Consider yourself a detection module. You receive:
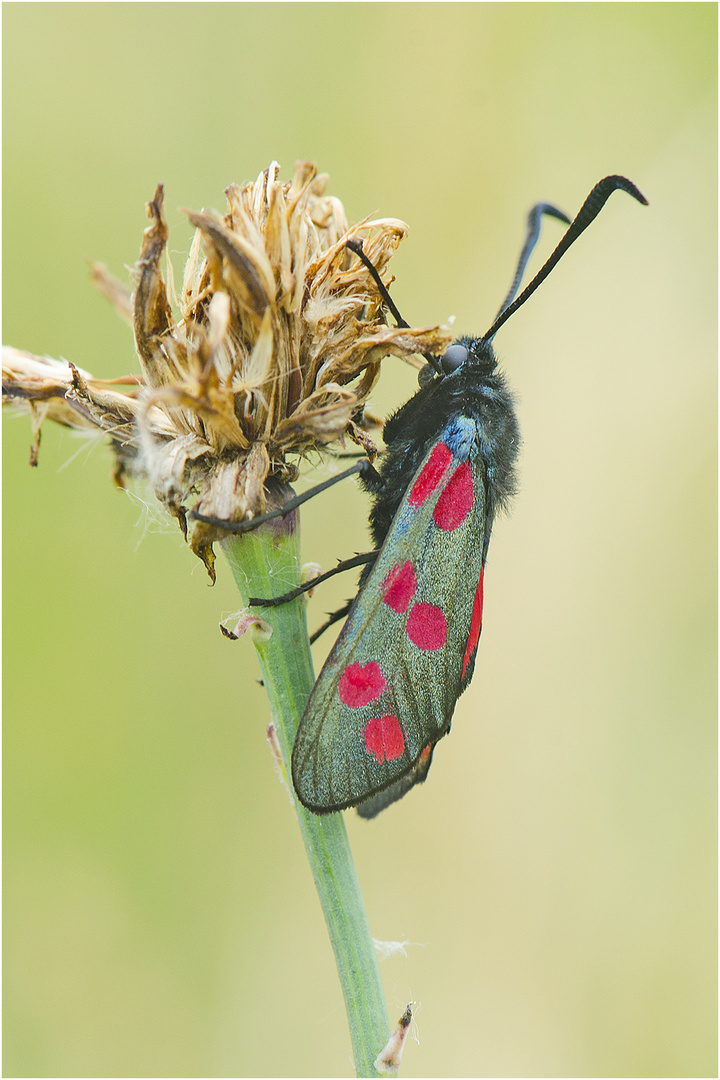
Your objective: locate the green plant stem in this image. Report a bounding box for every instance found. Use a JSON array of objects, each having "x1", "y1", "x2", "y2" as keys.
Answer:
[{"x1": 222, "y1": 520, "x2": 389, "y2": 1078}]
